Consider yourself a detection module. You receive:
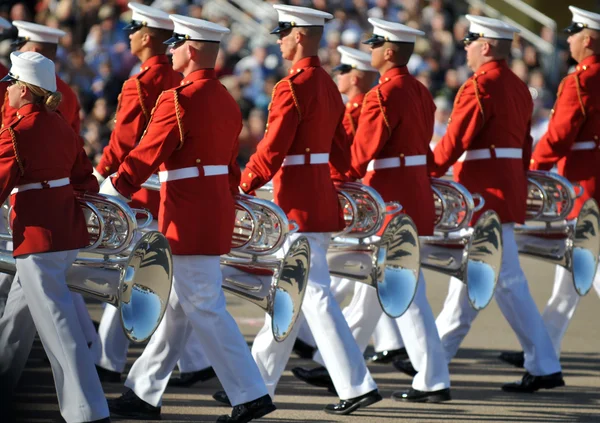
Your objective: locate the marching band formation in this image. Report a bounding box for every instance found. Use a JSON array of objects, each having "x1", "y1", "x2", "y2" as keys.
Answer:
[{"x1": 0, "y1": 2, "x2": 598, "y2": 423}]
